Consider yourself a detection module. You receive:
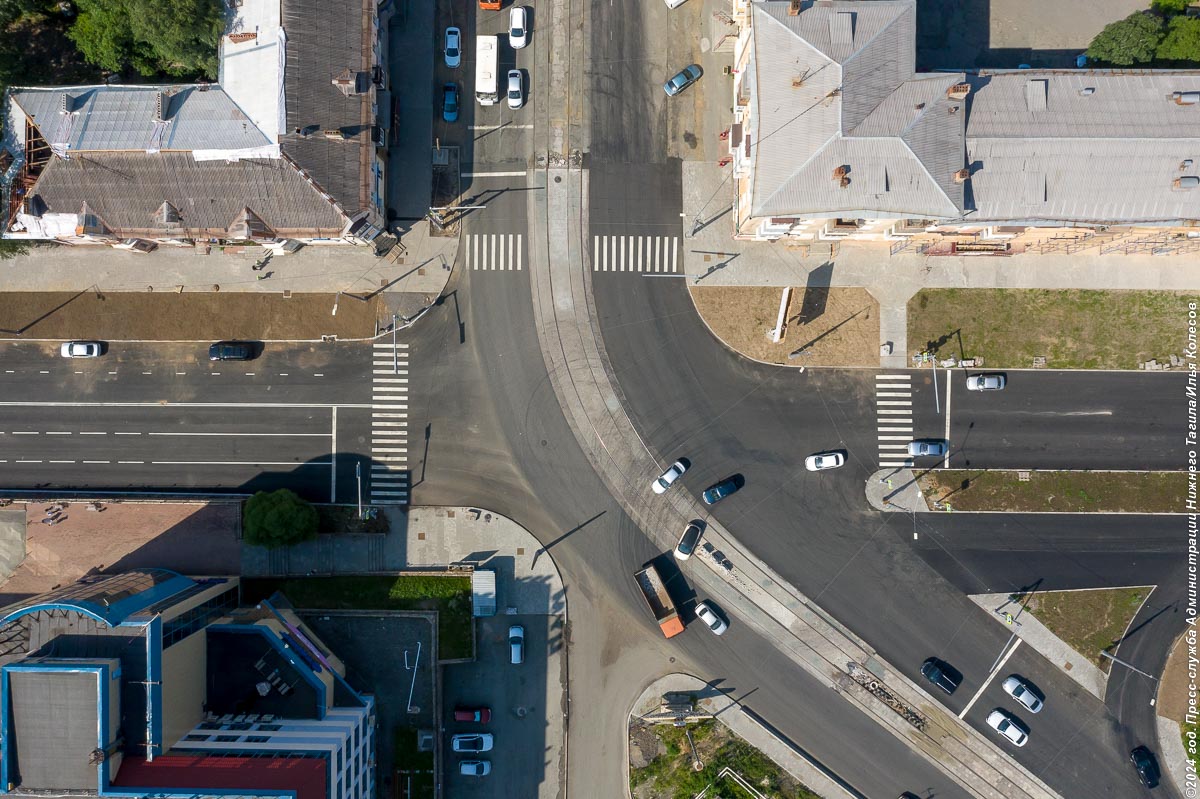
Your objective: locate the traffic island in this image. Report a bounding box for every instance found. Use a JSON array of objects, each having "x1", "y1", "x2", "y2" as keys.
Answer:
[
  {"x1": 916, "y1": 470, "x2": 1188, "y2": 514},
  {"x1": 629, "y1": 674, "x2": 846, "y2": 799}
]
